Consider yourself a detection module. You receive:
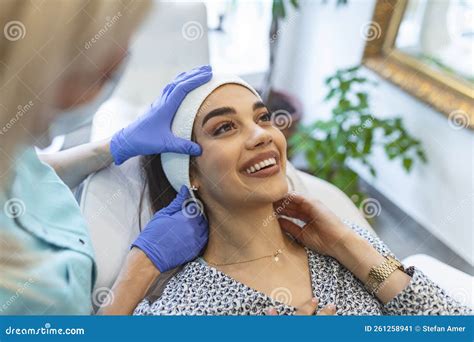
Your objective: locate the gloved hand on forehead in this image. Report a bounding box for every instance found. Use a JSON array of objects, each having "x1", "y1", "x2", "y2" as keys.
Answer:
[{"x1": 110, "y1": 65, "x2": 212, "y2": 165}]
